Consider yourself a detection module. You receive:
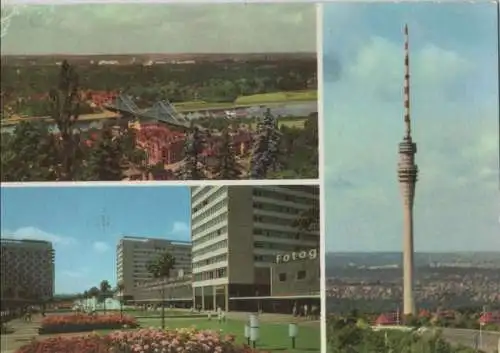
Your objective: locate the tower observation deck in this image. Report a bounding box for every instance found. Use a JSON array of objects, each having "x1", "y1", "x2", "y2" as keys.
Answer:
[{"x1": 398, "y1": 24, "x2": 418, "y2": 317}]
